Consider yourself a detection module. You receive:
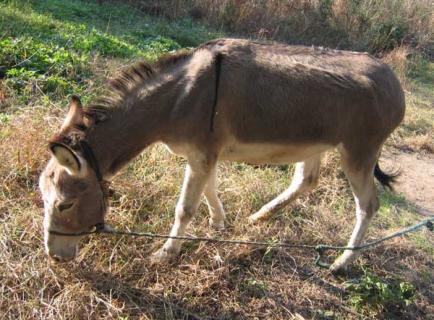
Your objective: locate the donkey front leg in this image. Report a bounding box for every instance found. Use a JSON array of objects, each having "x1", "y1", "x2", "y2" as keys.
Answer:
[{"x1": 151, "y1": 158, "x2": 213, "y2": 264}]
